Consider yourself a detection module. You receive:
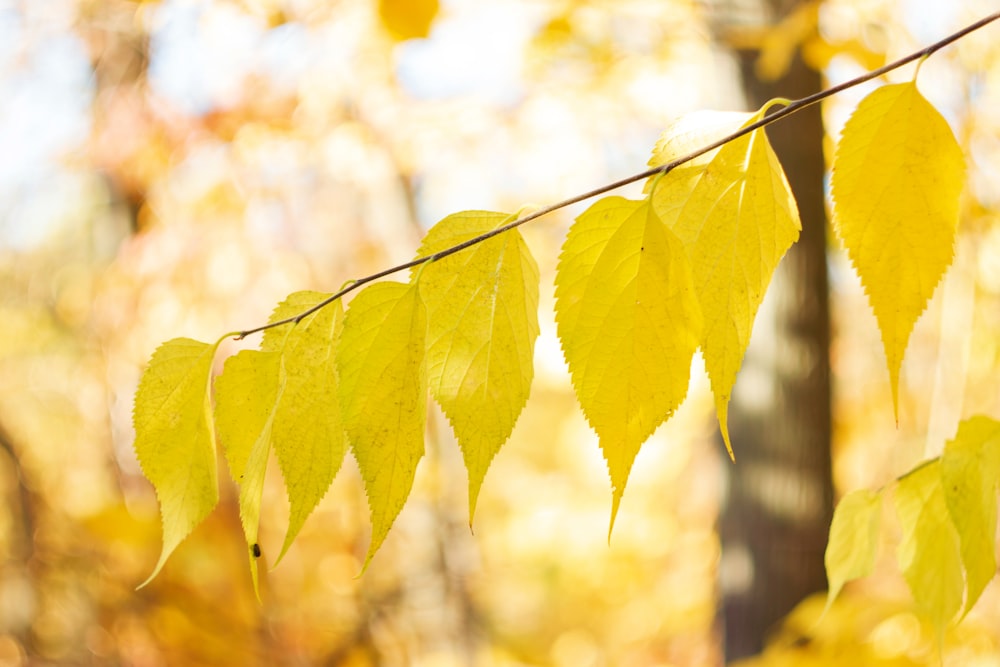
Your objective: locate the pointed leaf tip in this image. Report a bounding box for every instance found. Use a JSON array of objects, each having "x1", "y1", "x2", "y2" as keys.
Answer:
[
  {"x1": 269, "y1": 292, "x2": 348, "y2": 565},
  {"x1": 338, "y1": 281, "x2": 428, "y2": 566},
  {"x1": 133, "y1": 337, "x2": 222, "y2": 585},
  {"x1": 415, "y1": 211, "x2": 540, "y2": 527},
  {"x1": 717, "y1": 403, "x2": 735, "y2": 462},
  {"x1": 651, "y1": 112, "x2": 800, "y2": 453},
  {"x1": 608, "y1": 492, "x2": 623, "y2": 544},
  {"x1": 214, "y1": 348, "x2": 282, "y2": 586},
  {"x1": 555, "y1": 197, "x2": 701, "y2": 526},
  {"x1": 831, "y1": 81, "x2": 964, "y2": 418},
  {"x1": 824, "y1": 489, "x2": 882, "y2": 615}
]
